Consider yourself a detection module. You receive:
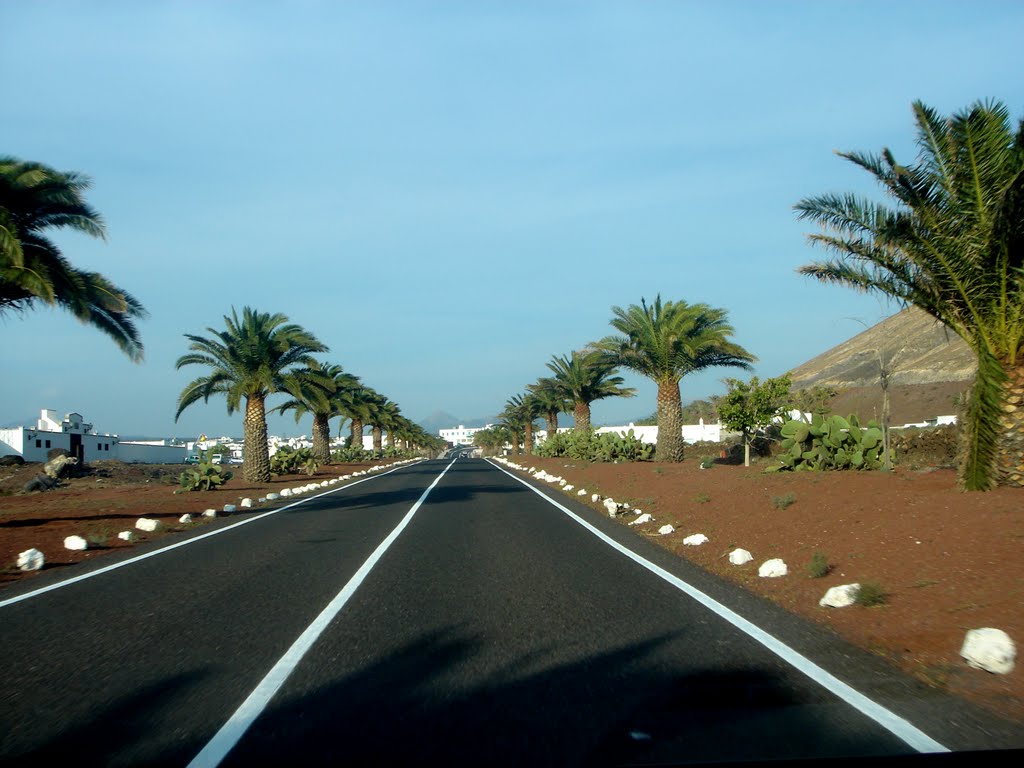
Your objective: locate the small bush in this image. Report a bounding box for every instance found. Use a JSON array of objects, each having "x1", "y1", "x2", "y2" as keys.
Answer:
[
  {"x1": 536, "y1": 429, "x2": 654, "y2": 462},
  {"x1": 178, "y1": 459, "x2": 233, "y2": 492},
  {"x1": 855, "y1": 582, "x2": 888, "y2": 607},
  {"x1": 271, "y1": 446, "x2": 320, "y2": 476},
  {"x1": 807, "y1": 551, "x2": 831, "y2": 578},
  {"x1": 699, "y1": 456, "x2": 715, "y2": 469},
  {"x1": 772, "y1": 492, "x2": 797, "y2": 510},
  {"x1": 693, "y1": 491, "x2": 711, "y2": 504}
]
